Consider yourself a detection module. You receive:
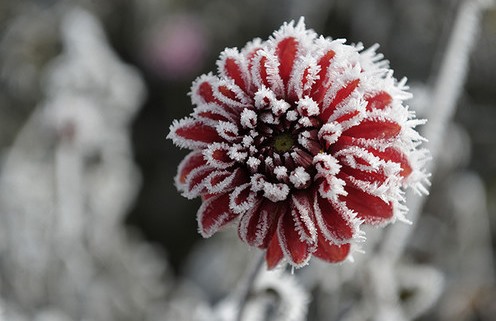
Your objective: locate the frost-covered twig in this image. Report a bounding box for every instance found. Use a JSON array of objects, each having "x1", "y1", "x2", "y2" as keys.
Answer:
[{"x1": 381, "y1": 0, "x2": 493, "y2": 260}]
